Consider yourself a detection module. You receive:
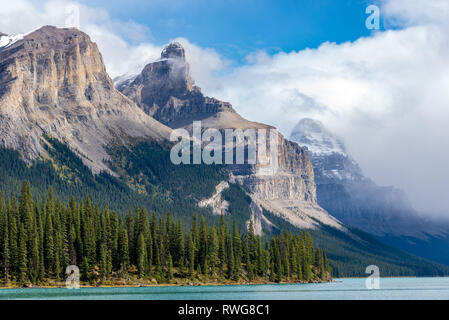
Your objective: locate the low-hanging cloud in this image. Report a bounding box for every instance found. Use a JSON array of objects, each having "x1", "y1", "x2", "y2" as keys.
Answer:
[
  {"x1": 0, "y1": 0, "x2": 223, "y2": 81},
  {"x1": 205, "y1": 0, "x2": 449, "y2": 218},
  {"x1": 1, "y1": 0, "x2": 448, "y2": 218}
]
